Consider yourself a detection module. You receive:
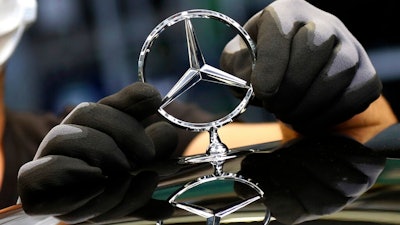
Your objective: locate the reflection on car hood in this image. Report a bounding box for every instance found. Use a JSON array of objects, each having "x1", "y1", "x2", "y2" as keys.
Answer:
[{"x1": 1, "y1": 136, "x2": 400, "y2": 225}]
